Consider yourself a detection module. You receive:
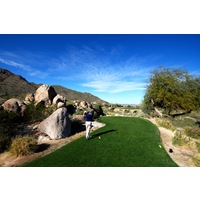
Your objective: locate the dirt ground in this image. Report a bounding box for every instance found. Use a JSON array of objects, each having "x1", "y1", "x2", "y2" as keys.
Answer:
[
  {"x1": 0, "y1": 119, "x2": 197, "y2": 167},
  {"x1": 149, "y1": 118, "x2": 197, "y2": 167},
  {"x1": 0, "y1": 122, "x2": 105, "y2": 167}
]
